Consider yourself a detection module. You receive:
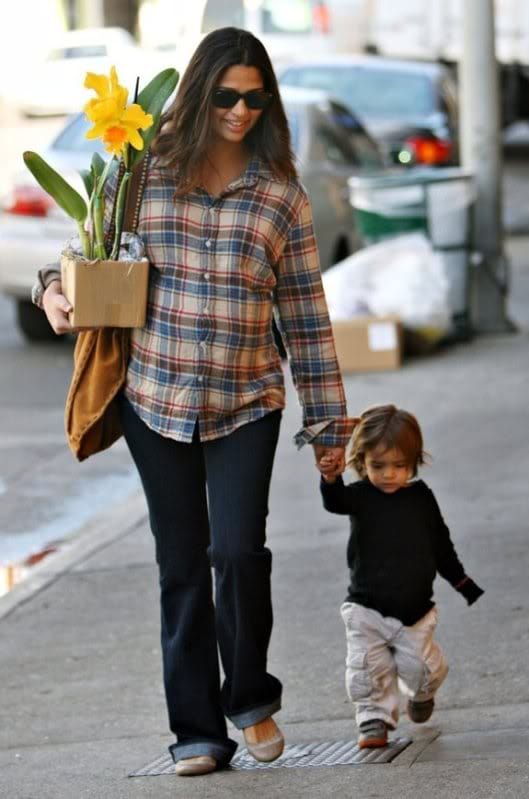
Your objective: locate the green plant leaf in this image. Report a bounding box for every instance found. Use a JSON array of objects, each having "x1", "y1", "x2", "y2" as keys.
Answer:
[
  {"x1": 129, "y1": 68, "x2": 179, "y2": 168},
  {"x1": 90, "y1": 152, "x2": 106, "y2": 179},
  {"x1": 137, "y1": 67, "x2": 179, "y2": 117},
  {"x1": 94, "y1": 155, "x2": 117, "y2": 197},
  {"x1": 23, "y1": 151, "x2": 87, "y2": 223},
  {"x1": 80, "y1": 169, "x2": 94, "y2": 198}
]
